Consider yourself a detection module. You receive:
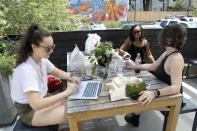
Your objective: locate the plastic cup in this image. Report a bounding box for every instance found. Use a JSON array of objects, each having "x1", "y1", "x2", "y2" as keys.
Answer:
[{"x1": 85, "y1": 66, "x2": 93, "y2": 76}]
